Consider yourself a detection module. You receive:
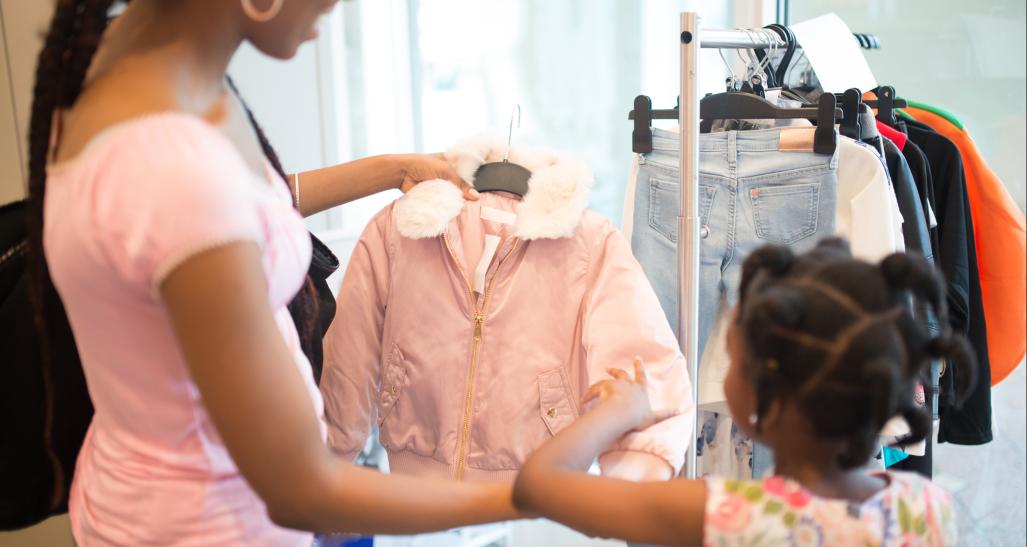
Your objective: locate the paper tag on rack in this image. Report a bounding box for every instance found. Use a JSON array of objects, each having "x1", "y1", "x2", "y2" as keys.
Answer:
[
  {"x1": 791, "y1": 13, "x2": 877, "y2": 92},
  {"x1": 778, "y1": 127, "x2": 816, "y2": 152}
]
